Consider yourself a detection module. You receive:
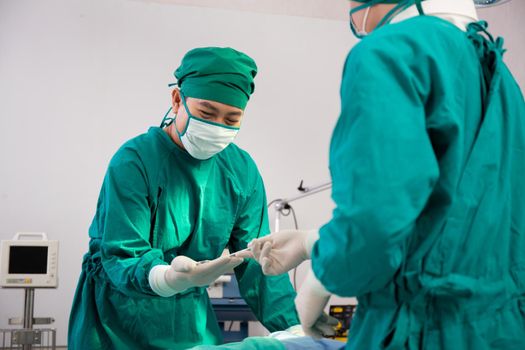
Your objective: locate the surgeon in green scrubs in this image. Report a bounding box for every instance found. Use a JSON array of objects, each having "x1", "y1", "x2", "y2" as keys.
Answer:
[
  {"x1": 68, "y1": 47, "x2": 300, "y2": 350},
  {"x1": 250, "y1": 0, "x2": 525, "y2": 349}
]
